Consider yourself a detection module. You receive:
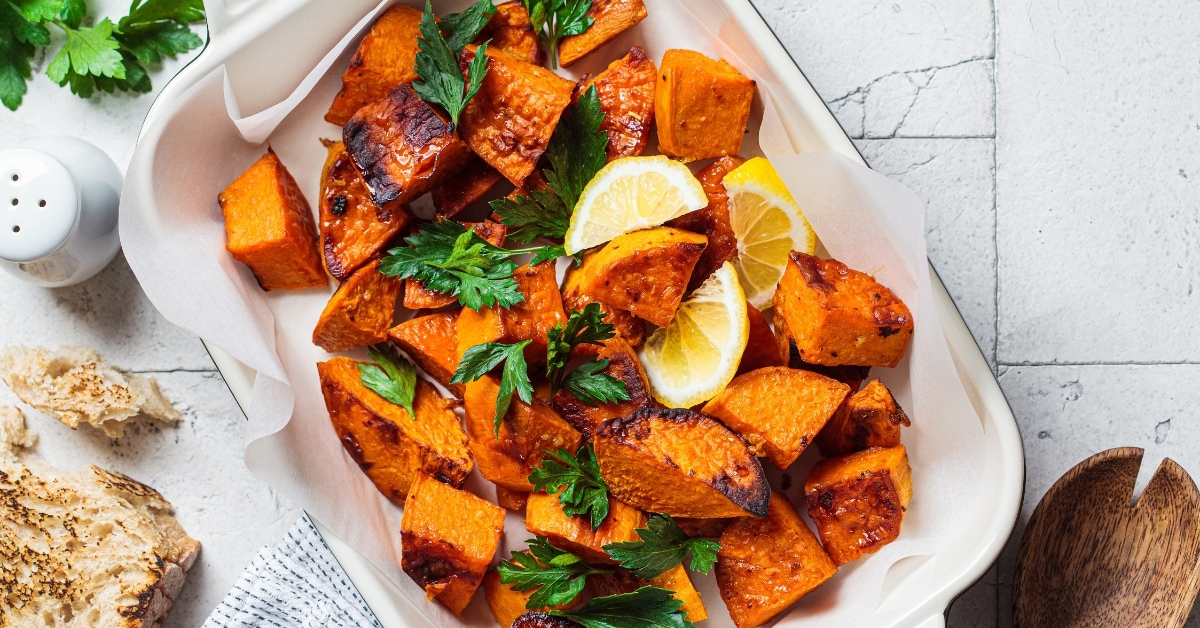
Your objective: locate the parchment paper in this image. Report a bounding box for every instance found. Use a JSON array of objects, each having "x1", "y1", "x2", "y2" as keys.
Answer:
[{"x1": 119, "y1": 1, "x2": 984, "y2": 625}]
